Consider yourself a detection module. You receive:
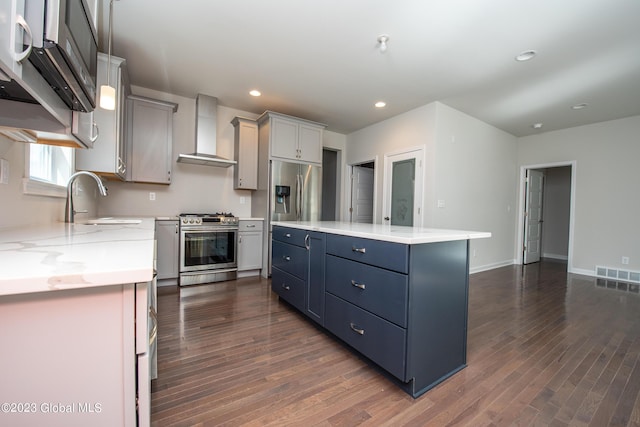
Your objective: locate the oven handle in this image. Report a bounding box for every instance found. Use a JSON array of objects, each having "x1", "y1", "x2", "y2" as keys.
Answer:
[{"x1": 180, "y1": 226, "x2": 239, "y2": 232}]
